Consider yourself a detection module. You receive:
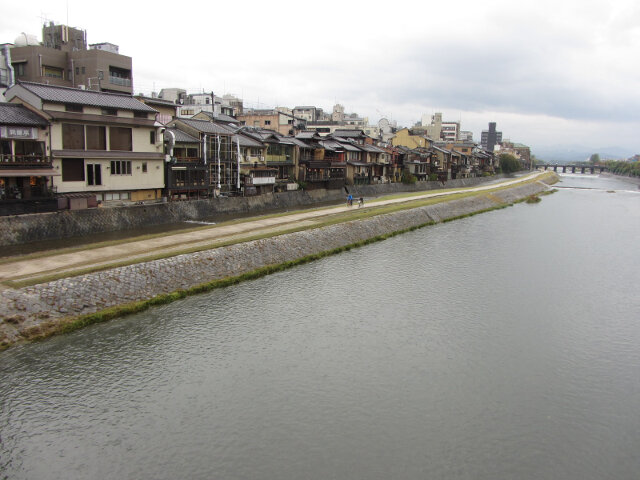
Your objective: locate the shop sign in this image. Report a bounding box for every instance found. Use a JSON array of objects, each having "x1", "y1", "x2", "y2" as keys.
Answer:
[{"x1": 0, "y1": 126, "x2": 37, "y2": 139}]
